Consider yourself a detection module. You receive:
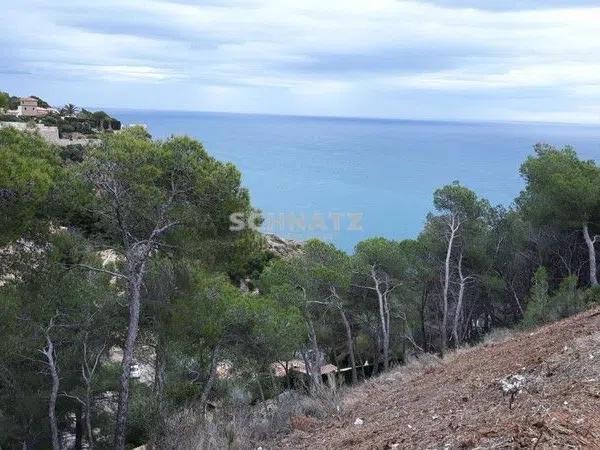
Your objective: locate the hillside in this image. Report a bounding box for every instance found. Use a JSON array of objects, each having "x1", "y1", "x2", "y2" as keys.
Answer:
[{"x1": 277, "y1": 307, "x2": 600, "y2": 449}]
